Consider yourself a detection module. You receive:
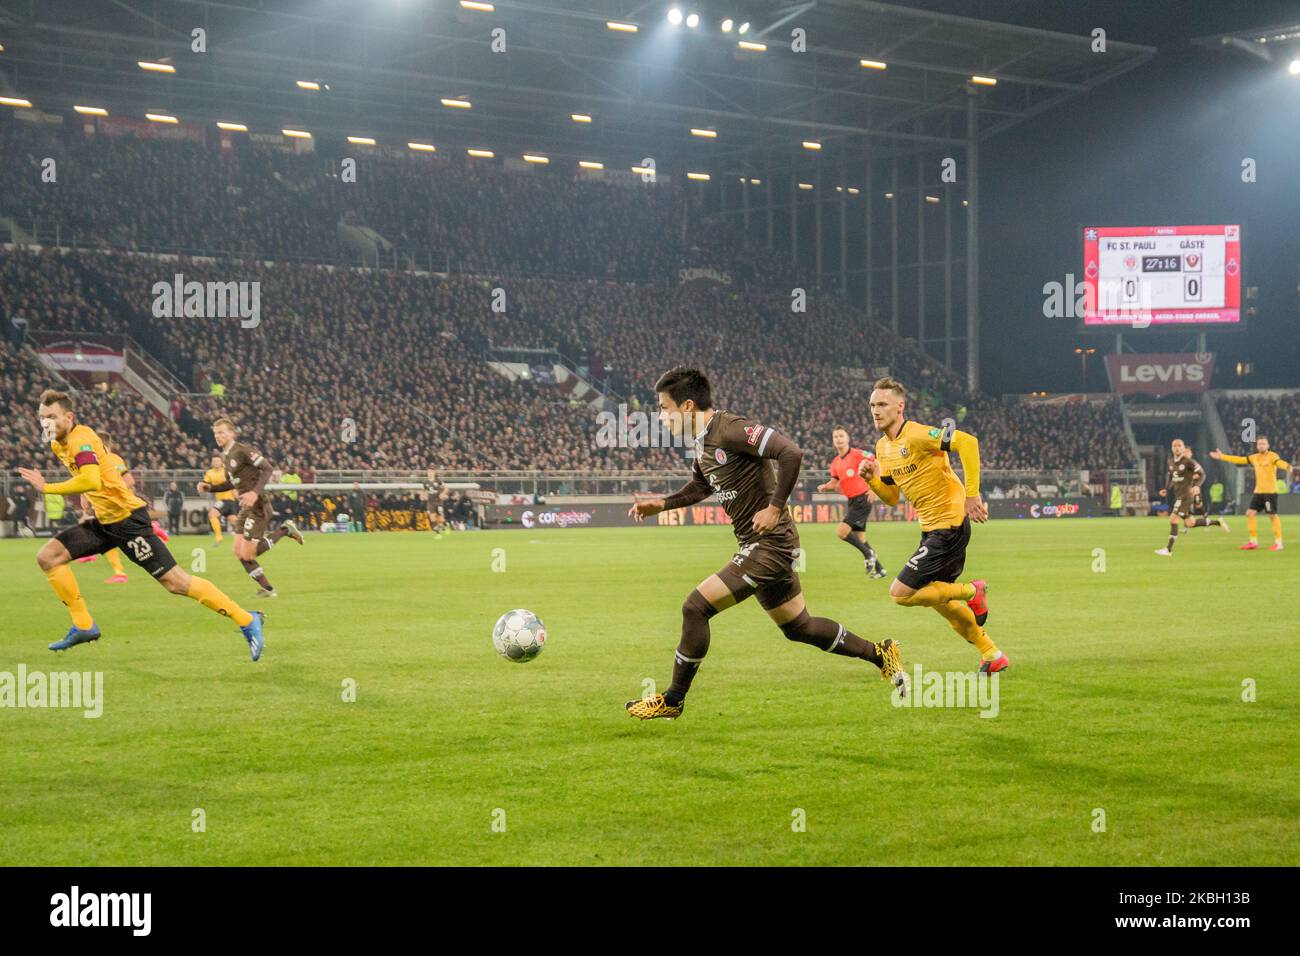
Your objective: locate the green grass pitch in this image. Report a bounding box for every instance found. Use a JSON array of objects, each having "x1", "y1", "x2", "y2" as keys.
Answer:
[{"x1": 1, "y1": 517, "x2": 1295, "y2": 866}]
